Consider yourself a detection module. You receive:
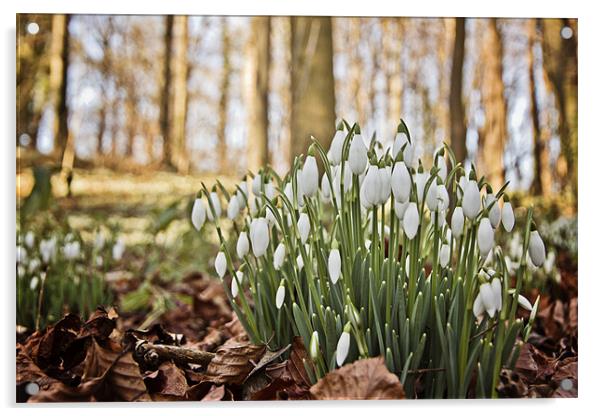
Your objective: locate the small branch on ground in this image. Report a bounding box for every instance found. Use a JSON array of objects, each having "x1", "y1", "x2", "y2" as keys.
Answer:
[{"x1": 135, "y1": 340, "x2": 215, "y2": 367}]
